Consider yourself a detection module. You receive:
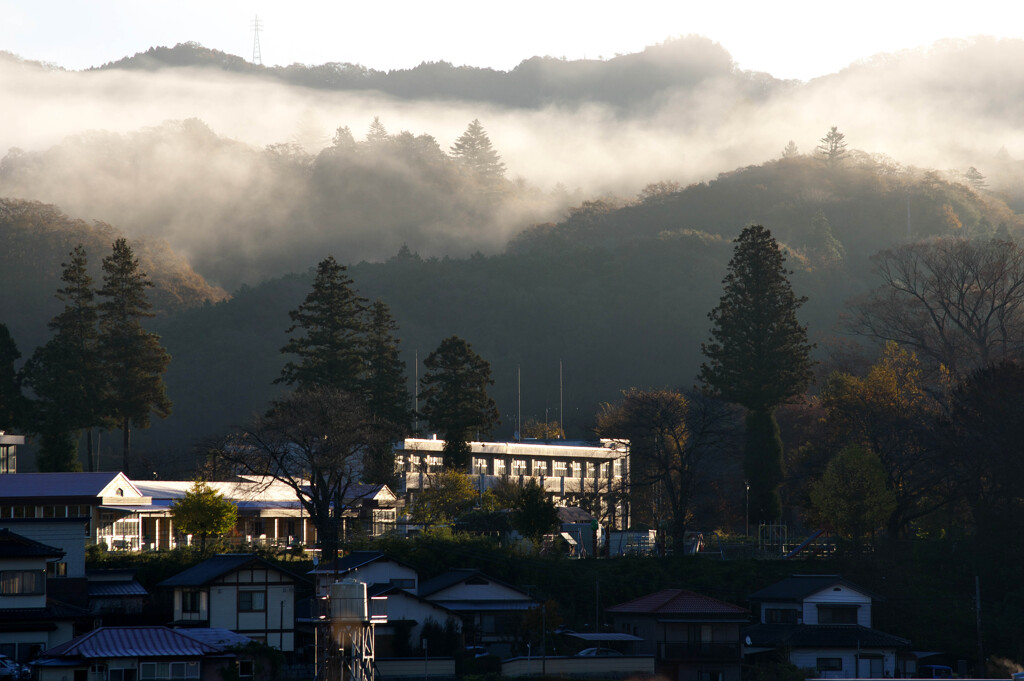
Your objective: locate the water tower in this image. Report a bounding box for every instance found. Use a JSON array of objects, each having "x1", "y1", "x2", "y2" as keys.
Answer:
[{"x1": 316, "y1": 579, "x2": 387, "y2": 681}]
